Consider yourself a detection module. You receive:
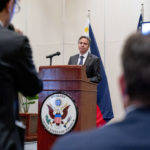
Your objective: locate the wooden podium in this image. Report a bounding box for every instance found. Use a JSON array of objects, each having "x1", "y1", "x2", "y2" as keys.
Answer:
[{"x1": 38, "y1": 65, "x2": 97, "y2": 150}]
